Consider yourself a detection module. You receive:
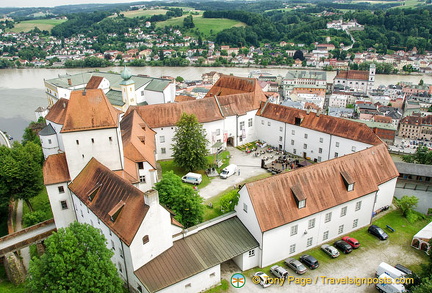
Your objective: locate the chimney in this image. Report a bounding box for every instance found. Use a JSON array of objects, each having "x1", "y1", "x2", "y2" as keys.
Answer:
[
  {"x1": 144, "y1": 189, "x2": 159, "y2": 207},
  {"x1": 316, "y1": 109, "x2": 322, "y2": 117},
  {"x1": 82, "y1": 89, "x2": 86, "y2": 96},
  {"x1": 62, "y1": 102, "x2": 66, "y2": 109},
  {"x1": 67, "y1": 78, "x2": 72, "y2": 86}
]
